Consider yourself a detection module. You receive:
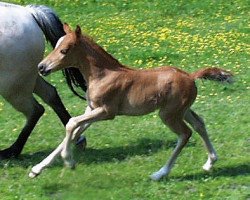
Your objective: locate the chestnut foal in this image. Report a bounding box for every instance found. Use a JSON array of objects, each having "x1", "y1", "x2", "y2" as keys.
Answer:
[{"x1": 30, "y1": 24, "x2": 233, "y2": 180}]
